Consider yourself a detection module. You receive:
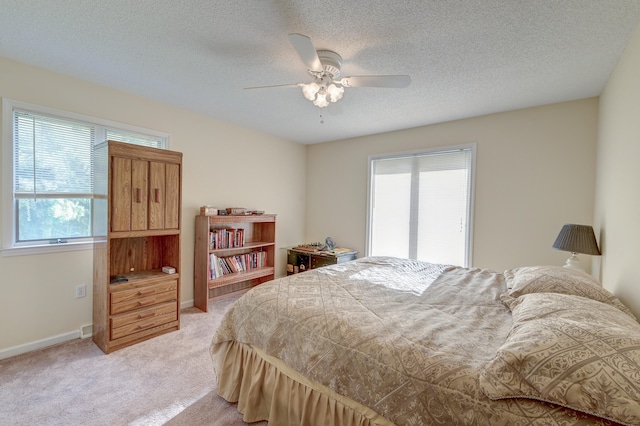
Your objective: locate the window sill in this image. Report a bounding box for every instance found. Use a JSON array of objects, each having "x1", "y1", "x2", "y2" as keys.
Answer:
[{"x1": 1, "y1": 241, "x2": 94, "y2": 257}]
